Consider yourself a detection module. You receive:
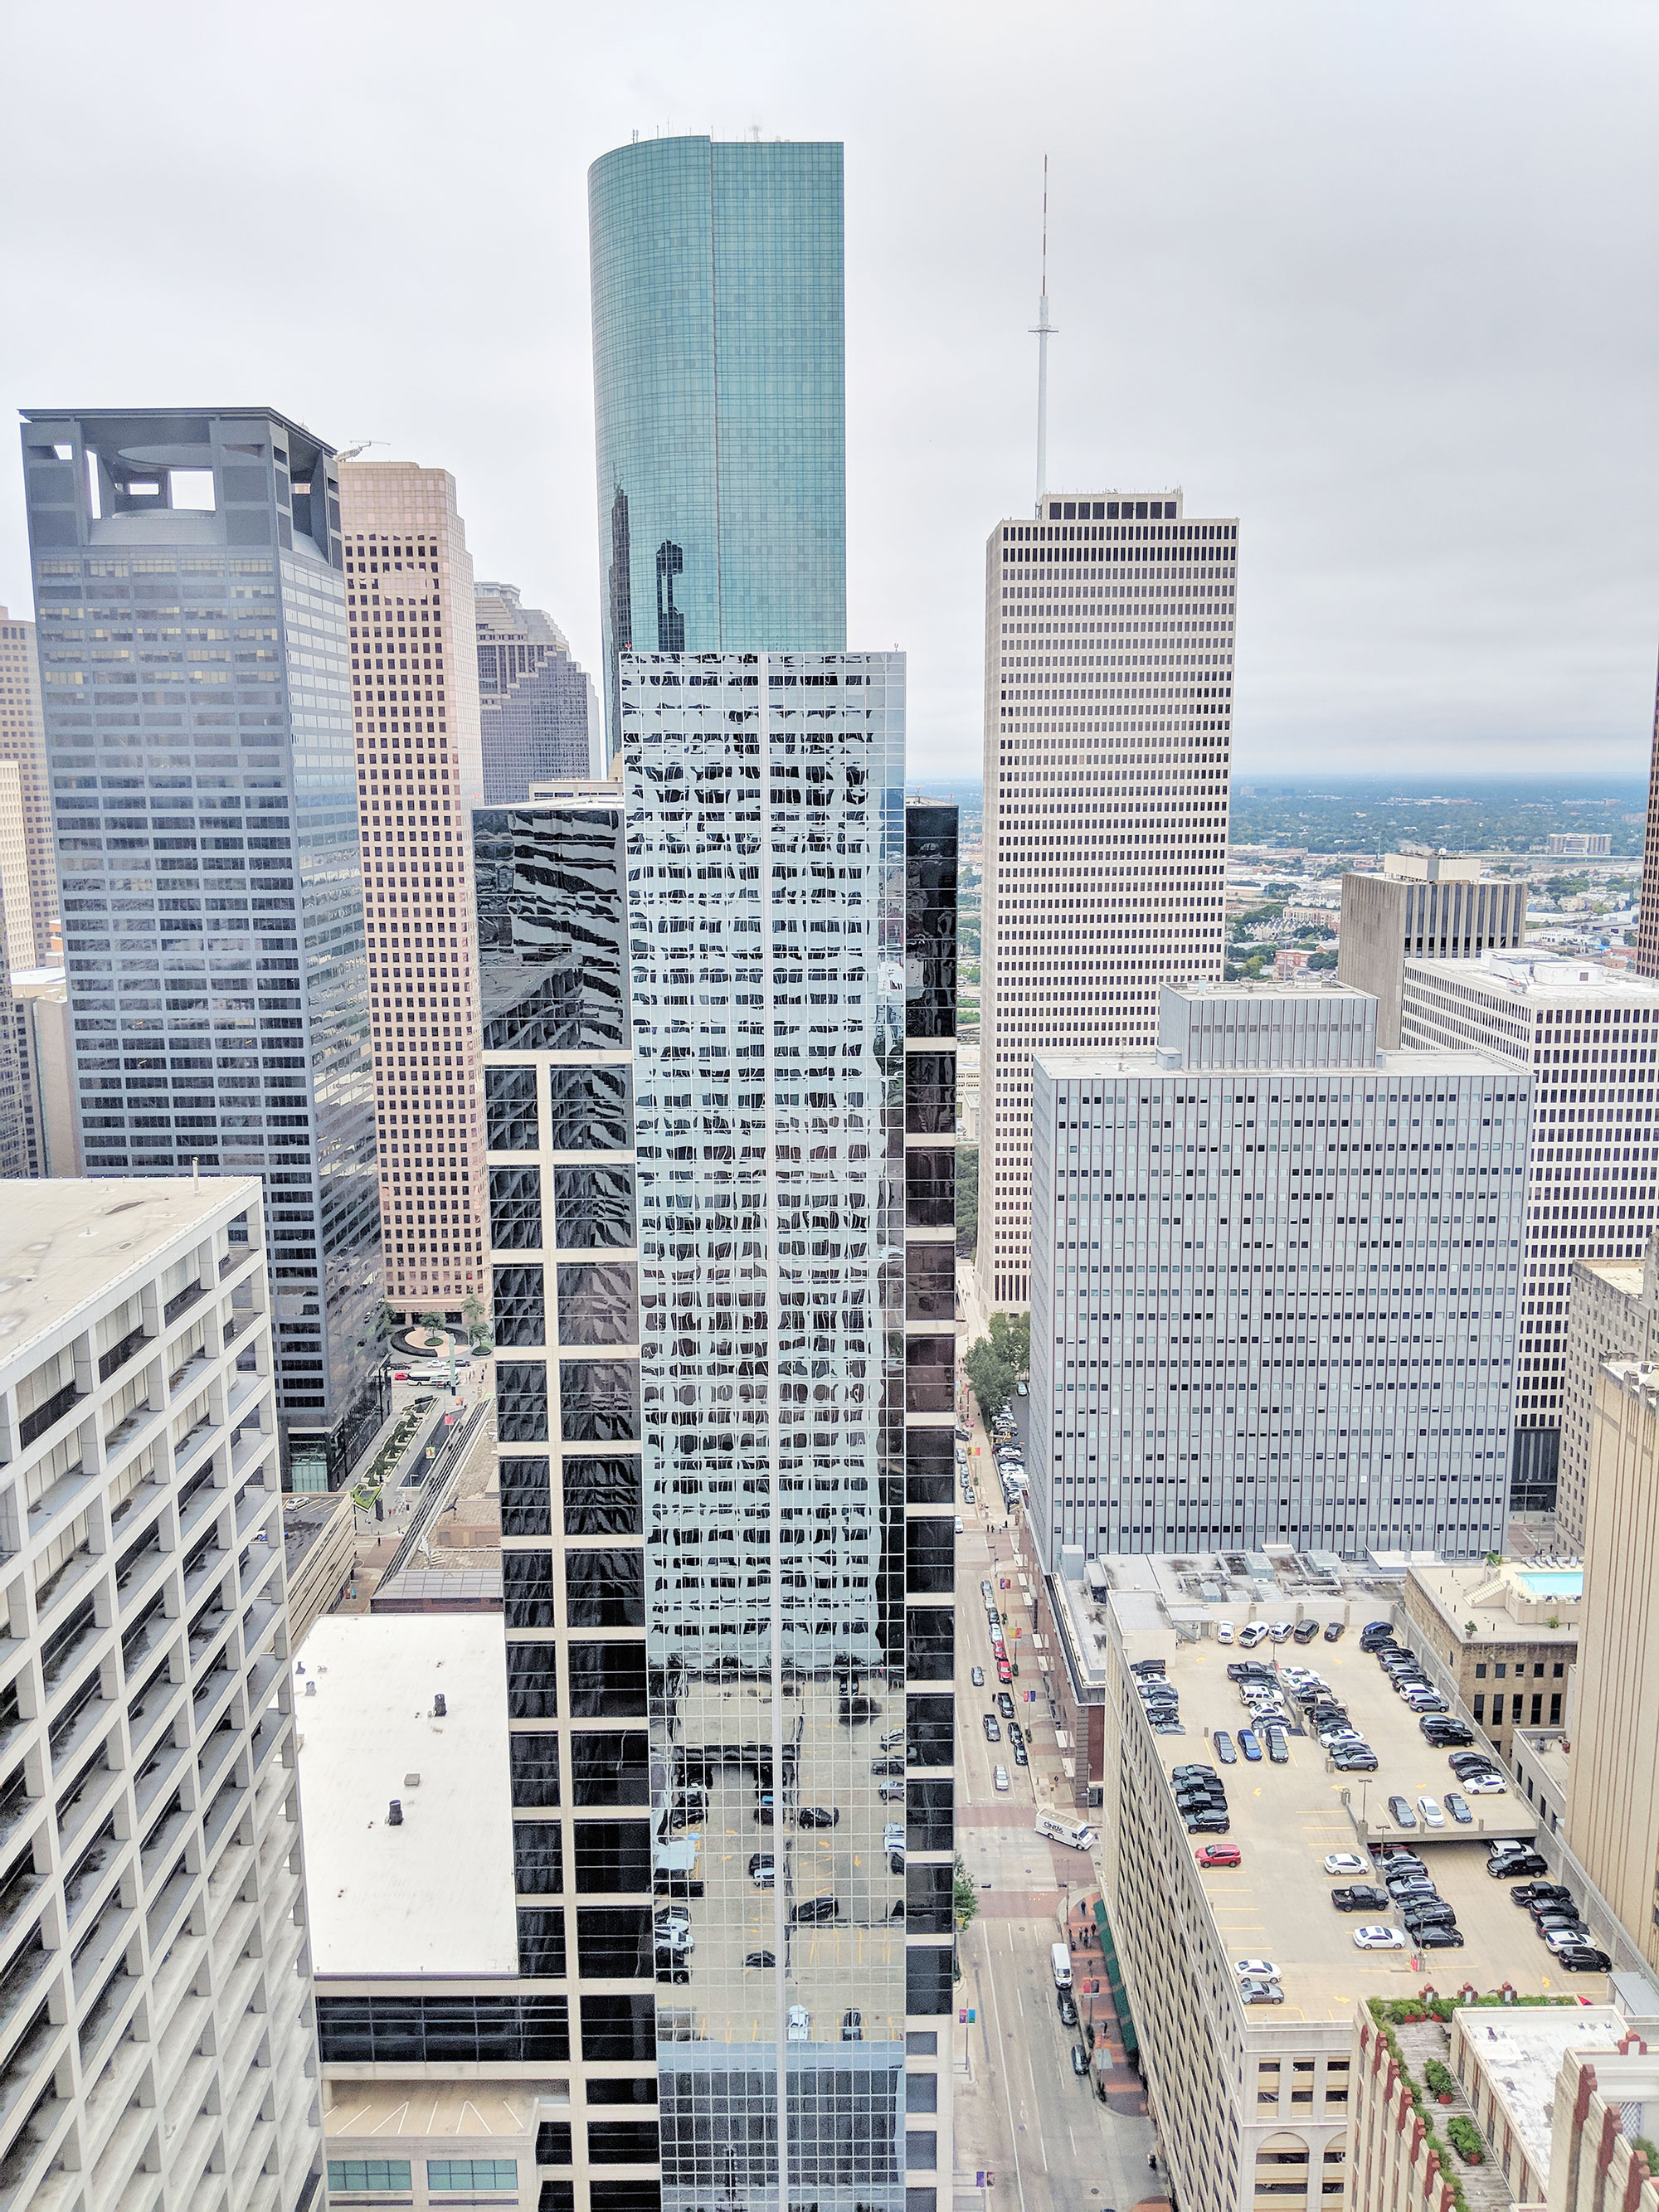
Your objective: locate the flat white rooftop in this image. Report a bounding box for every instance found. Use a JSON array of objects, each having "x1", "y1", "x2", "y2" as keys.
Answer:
[
  {"x1": 0, "y1": 1176, "x2": 259, "y2": 1367},
  {"x1": 295, "y1": 1613, "x2": 516, "y2": 1977},
  {"x1": 1412, "y1": 951, "x2": 1659, "y2": 1004},
  {"x1": 1455, "y1": 2002, "x2": 1627, "y2": 2189}
]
